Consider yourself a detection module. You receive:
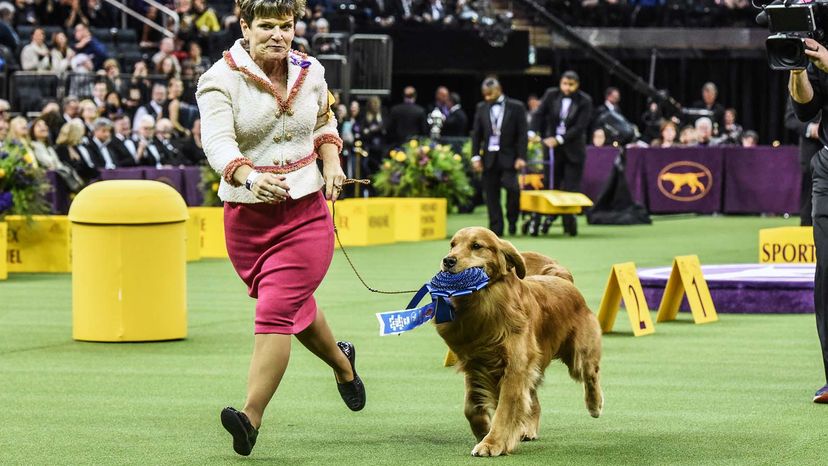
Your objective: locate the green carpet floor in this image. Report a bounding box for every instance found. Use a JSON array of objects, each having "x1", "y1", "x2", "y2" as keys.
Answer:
[{"x1": 1, "y1": 212, "x2": 824, "y2": 465}]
